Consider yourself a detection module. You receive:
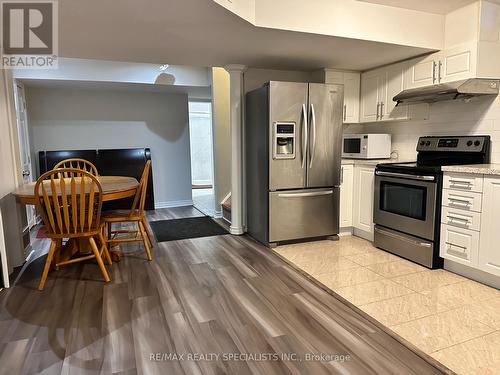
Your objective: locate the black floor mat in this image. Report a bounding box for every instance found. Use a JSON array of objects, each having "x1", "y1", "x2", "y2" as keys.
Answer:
[{"x1": 149, "y1": 217, "x2": 228, "y2": 242}]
